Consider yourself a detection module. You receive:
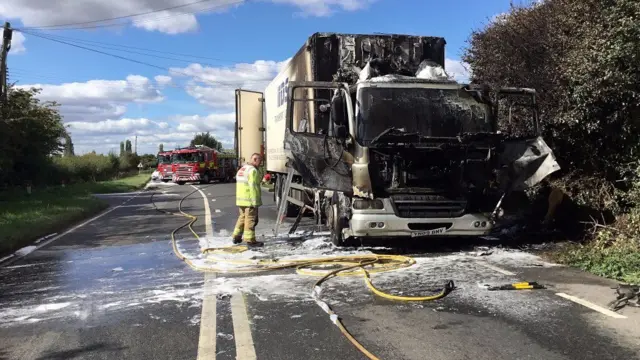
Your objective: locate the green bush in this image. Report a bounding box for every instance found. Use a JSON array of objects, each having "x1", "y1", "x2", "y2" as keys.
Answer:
[{"x1": 49, "y1": 153, "x2": 135, "y2": 184}]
